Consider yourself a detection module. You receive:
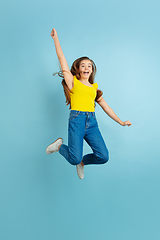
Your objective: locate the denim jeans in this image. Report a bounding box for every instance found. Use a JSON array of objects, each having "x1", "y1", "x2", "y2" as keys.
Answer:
[{"x1": 59, "y1": 110, "x2": 109, "y2": 166}]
